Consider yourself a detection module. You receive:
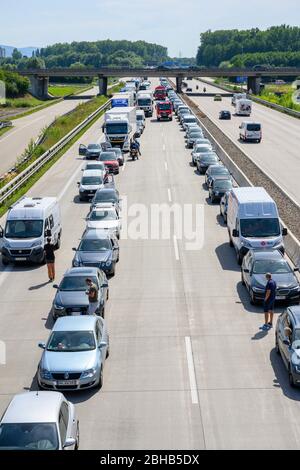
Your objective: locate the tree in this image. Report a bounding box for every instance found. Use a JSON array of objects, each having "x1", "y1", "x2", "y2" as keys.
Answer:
[{"x1": 12, "y1": 48, "x2": 22, "y2": 61}]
